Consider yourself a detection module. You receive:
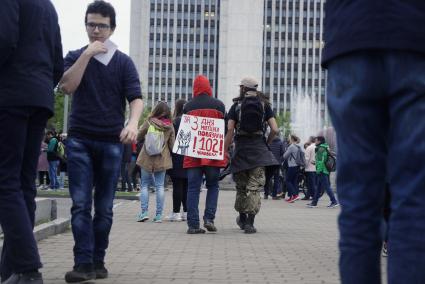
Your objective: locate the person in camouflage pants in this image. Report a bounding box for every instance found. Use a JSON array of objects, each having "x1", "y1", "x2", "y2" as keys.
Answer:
[
  {"x1": 224, "y1": 77, "x2": 279, "y2": 234},
  {"x1": 234, "y1": 167, "x2": 265, "y2": 215}
]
